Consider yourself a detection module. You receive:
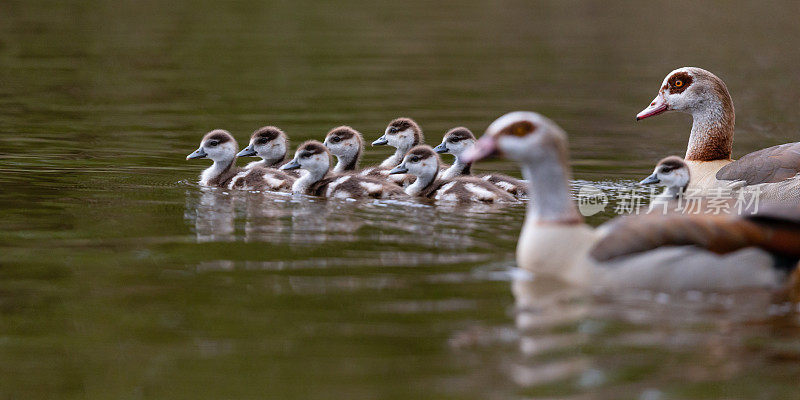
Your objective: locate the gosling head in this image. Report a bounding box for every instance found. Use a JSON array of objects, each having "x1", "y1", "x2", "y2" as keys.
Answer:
[
  {"x1": 372, "y1": 117, "x2": 424, "y2": 150},
  {"x1": 323, "y1": 126, "x2": 363, "y2": 171},
  {"x1": 461, "y1": 111, "x2": 568, "y2": 165},
  {"x1": 636, "y1": 67, "x2": 733, "y2": 121},
  {"x1": 640, "y1": 156, "x2": 690, "y2": 192},
  {"x1": 389, "y1": 145, "x2": 439, "y2": 178},
  {"x1": 280, "y1": 140, "x2": 331, "y2": 176},
  {"x1": 433, "y1": 127, "x2": 476, "y2": 158},
  {"x1": 187, "y1": 129, "x2": 238, "y2": 162},
  {"x1": 236, "y1": 126, "x2": 289, "y2": 165}
]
